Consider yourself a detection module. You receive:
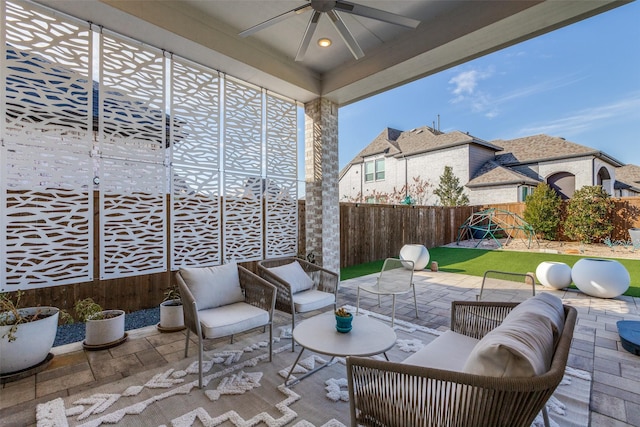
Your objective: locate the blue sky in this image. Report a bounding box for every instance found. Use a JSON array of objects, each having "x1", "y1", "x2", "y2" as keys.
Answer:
[{"x1": 336, "y1": 2, "x2": 640, "y2": 171}]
